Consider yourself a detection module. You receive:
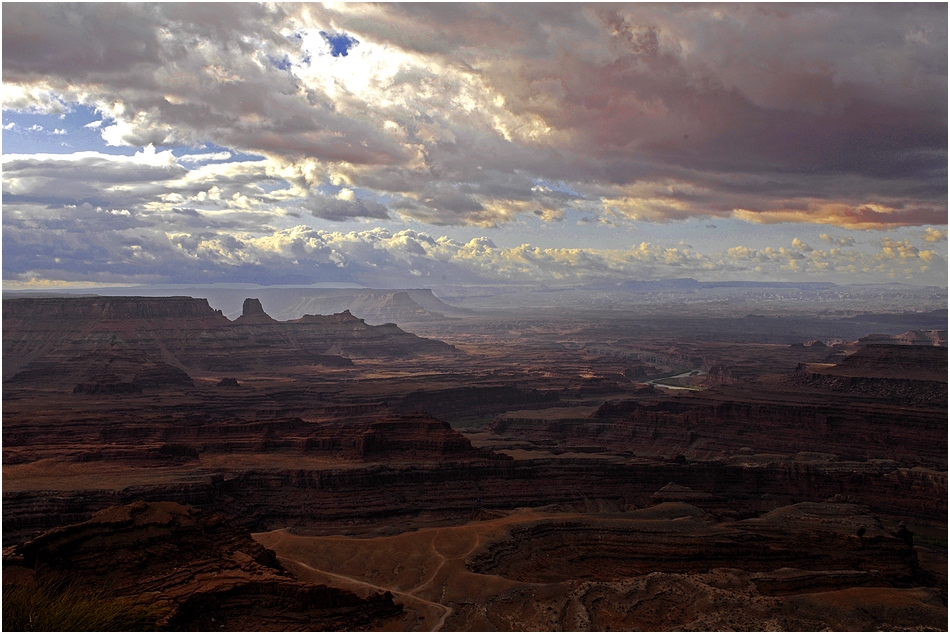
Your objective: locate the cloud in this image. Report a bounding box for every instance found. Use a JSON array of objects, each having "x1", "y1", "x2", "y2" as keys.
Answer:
[
  {"x1": 5, "y1": 198, "x2": 944, "y2": 288},
  {"x1": 298, "y1": 189, "x2": 390, "y2": 221},
  {"x1": 2, "y1": 3, "x2": 944, "y2": 231},
  {"x1": 923, "y1": 227, "x2": 948, "y2": 242},
  {"x1": 819, "y1": 233, "x2": 856, "y2": 247},
  {"x1": 791, "y1": 238, "x2": 813, "y2": 253},
  {"x1": 3, "y1": 147, "x2": 185, "y2": 209},
  {"x1": 177, "y1": 151, "x2": 233, "y2": 164},
  {"x1": 732, "y1": 201, "x2": 946, "y2": 229}
]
